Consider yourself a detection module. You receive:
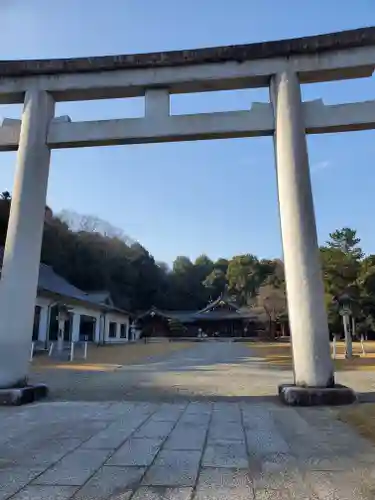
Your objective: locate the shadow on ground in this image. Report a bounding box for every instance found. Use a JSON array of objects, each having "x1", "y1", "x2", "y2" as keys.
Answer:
[
  {"x1": 28, "y1": 342, "x2": 375, "y2": 403},
  {"x1": 29, "y1": 342, "x2": 293, "y2": 402}
]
